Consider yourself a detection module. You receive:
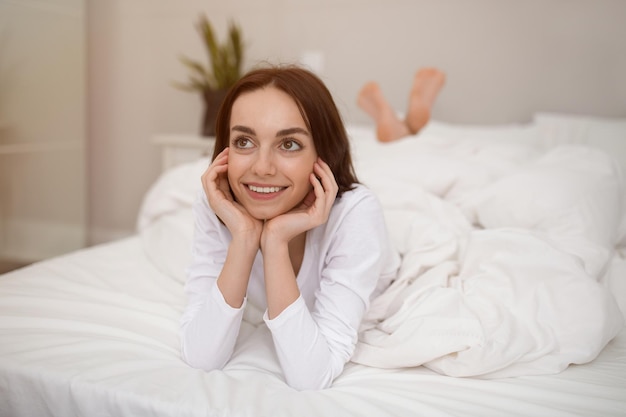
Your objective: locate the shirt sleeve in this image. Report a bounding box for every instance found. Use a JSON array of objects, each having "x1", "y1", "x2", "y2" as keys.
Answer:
[
  {"x1": 264, "y1": 188, "x2": 398, "y2": 390},
  {"x1": 179, "y1": 191, "x2": 246, "y2": 370}
]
